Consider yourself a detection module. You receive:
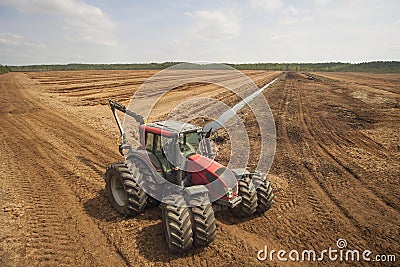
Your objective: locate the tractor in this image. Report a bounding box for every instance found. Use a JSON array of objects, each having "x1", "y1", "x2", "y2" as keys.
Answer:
[{"x1": 105, "y1": 99, "x2": 274, "y2": 253}]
